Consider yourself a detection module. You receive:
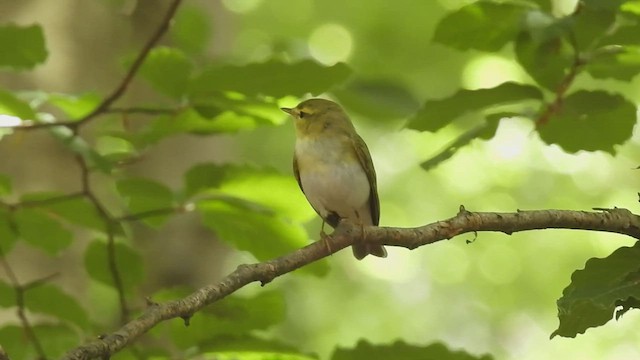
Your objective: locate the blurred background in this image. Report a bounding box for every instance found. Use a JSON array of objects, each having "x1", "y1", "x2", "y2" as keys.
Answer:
[{"x1": 1, "y1": 0, "x2": 640, "y2": 359}]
